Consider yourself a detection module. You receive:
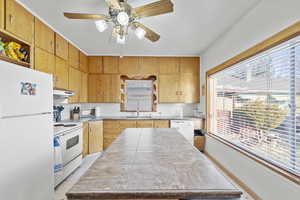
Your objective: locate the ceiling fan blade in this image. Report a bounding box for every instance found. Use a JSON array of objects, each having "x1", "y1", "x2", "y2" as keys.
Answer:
[
  {"x1": 132, "y1": 0, "x2": 174, "y2": 18},
  {"x1": 133, "y1": 22, "x2": 160, "y2": 42},
  {"x1": 105, "y1": 0, "x2": 121, "y2": 9},
  {"x1": 64, "y1": 13, "x2": 108, "y2": 20}
]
